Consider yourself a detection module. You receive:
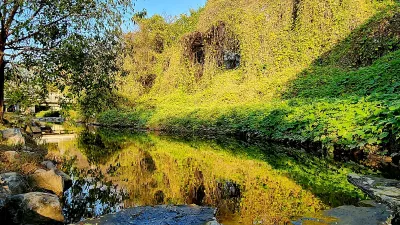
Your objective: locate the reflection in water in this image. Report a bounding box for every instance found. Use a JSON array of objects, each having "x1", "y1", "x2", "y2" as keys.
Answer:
[
  {"x1": 62, "y1": 164, "x2": 128, "y2": 223},
  {"x1": 50, "y1": 128, "x2": 371, "y2": 224}
]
